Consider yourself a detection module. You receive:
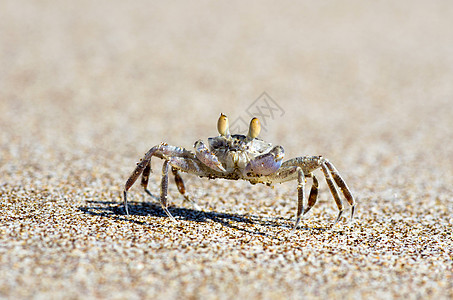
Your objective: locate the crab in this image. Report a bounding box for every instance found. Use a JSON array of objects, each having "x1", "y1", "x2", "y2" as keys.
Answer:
[{"x1": 123, "y1": 113, "x2": 356, "y2": 231}]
